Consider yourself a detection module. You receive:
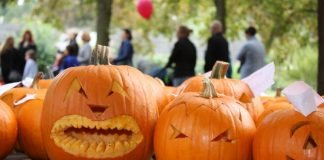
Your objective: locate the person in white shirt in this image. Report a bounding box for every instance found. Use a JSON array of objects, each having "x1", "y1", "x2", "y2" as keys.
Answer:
[
  {"x1": 77, "y1": 32, "x2": 92, "y2": 65},
  {"x1": 23, "y1": 49, "x2": 38, "y2": 79}
]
